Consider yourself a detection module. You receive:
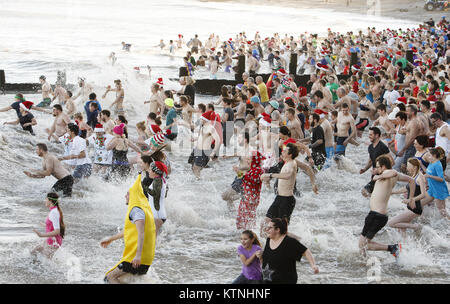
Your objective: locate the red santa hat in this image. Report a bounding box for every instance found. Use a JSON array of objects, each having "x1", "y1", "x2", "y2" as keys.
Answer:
[
  {"x1": 314, "y1": 109, "x2": 328, "y2": 119},
  {"x1": 351, "y1": 64, "x2": 360, "y2": 71},
  {"x1": 134, "y1": 66, "x2": 140, "y2": 71},
  {"x1": 178, "y1": 34, "x2": 182, "y2": 38},
  {"x1": 259, "y1": 112, "x2": 272, "y2": 127},
  {"x1": 277, "y1": 68, "x2": 287, "y2": 76},
  {"x1": 366, "y1": 64, "x2": 374, "y2": 70},
  {"x1": 94, "y1": 124, "x2": 104, "y2": 132},
  {"x1": 298, "y1": 86, "x2": 307, "y2": 97},
  {"x1": 200, "y1": 110, "x2": 214, "y2": 122},
  {"x1": 156, "y1": 77, "x2": 163, "y2": 86},
  {"x1": 396, "y1": 51, "x2": 402, "y2": 56},
  {"x1": 19, "y1": 101, "x2": 33, "y2": 112},
  {"x1": 316, "y1": 63, "x2": 329, "y2": 71},
  {"x1": 149, "y1": 124, "x2": 162, "y2": 135},
  {"x1": 395, "y1": 97, "x2": 407, "y2": 104},
  {"x1": 427, "y1": 95, "x2": 436, "y2": 103},
  {"x1": 211, "y1": 48, "x2": 215, "y2": 52}
]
